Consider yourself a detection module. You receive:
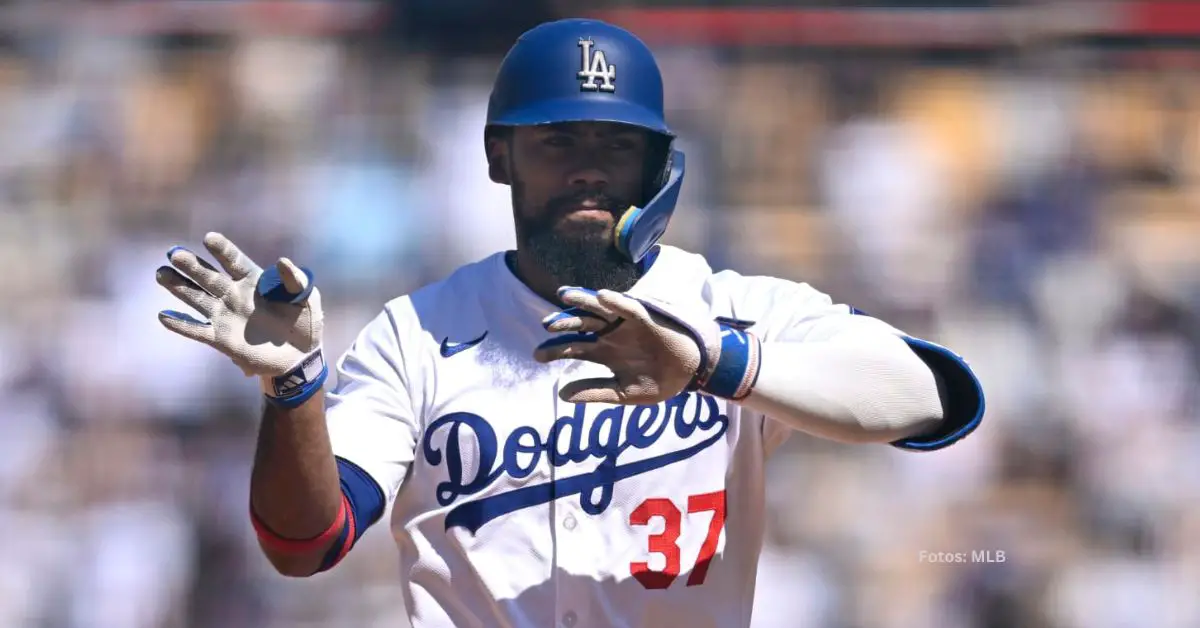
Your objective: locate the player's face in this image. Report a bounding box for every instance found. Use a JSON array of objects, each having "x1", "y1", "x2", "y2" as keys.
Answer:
[
  {"x1": 509, "y1": 122, "x2": 649, "y2": 232},
  {"x1": 505, "y1": 122, "x2": 651, "y2": 291}
]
